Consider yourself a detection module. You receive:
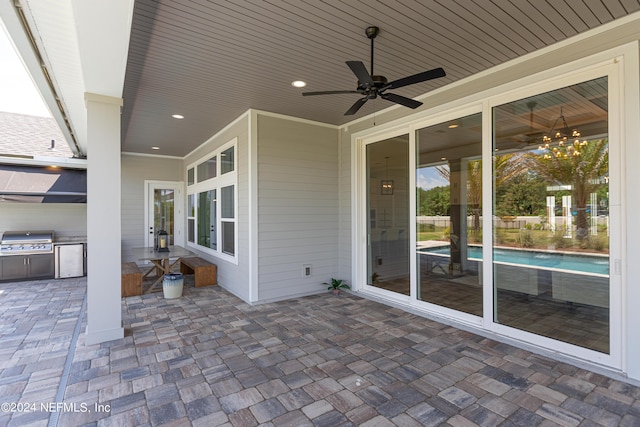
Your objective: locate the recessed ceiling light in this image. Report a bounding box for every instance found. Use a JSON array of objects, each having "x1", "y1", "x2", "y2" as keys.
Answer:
[
  {"x1": 151, "y1": 146, "x2": 160, "y2": 150},
  {"x1": 440, "y1": 157, "x2": 447, "y2": 161},
  {"x1": 291, "y1": 80, "x2": 306, "y2": 88},
  {"x1": 448, "y1": 123, "x2": 458, "y2": 129},
  {"x1": 172, "y1": 114, "x2": 184, "y2": 119}
]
